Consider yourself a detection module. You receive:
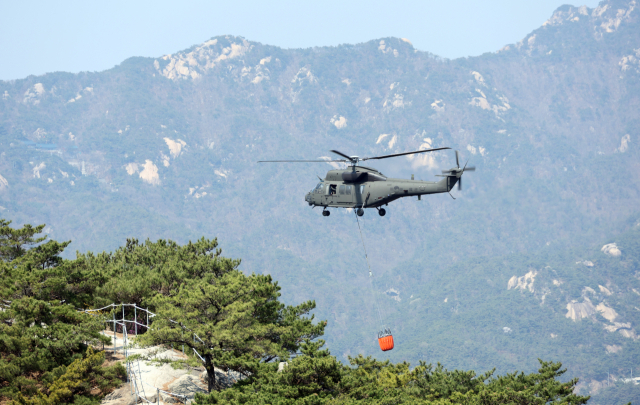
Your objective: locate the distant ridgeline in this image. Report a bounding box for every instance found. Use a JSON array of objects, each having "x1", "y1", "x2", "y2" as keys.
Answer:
[{"x1": 0, "y1": 0, "x2": 639, "y2": 404}]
